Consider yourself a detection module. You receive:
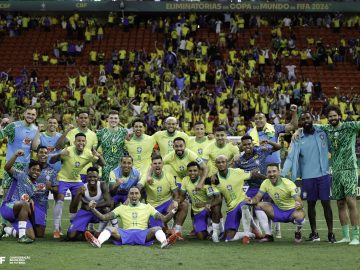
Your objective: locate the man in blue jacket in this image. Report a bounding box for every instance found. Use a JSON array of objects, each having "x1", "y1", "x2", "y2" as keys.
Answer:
[{"x1": 282, "y1": 112, "x2": 335, "y2": 243}]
